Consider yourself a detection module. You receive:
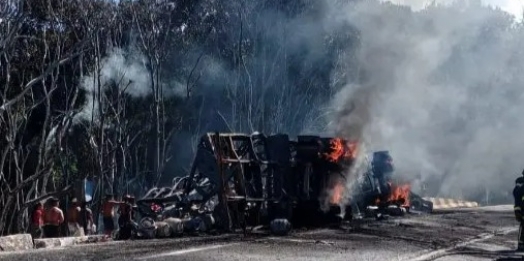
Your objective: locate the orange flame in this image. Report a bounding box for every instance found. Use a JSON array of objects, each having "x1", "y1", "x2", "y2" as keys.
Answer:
[
  {"x1": 324, "y1": 138, "x2": 359, "y2": 162},
  {"x1": 325, "y1": 138, "x2": 344, "y2": 162},
  {"x1": 376, "y1": 183, "x2": 411, "y2": 207},
  {"x1": 330, "y1": 182, "x2": 344, "y2": 204},
  {"x1": 389, "y1": 183, "x2": 411, "y2": 207}
]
